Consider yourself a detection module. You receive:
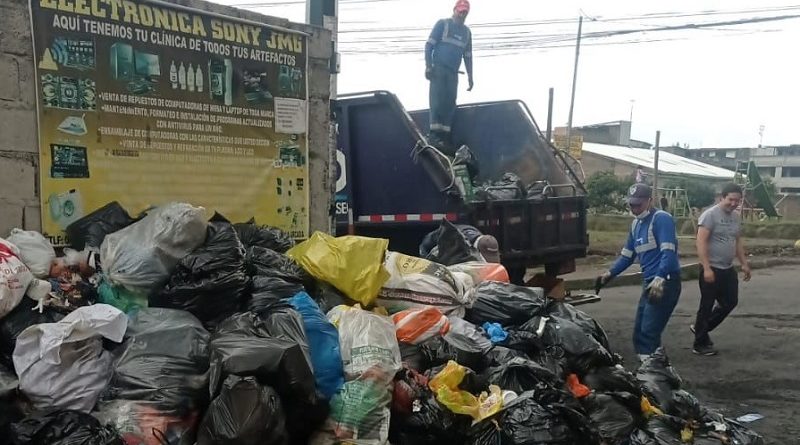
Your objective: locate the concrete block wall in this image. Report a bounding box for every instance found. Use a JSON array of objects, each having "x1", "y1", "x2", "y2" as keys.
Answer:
[
  {"x1": 0, "y1": 0, "x2": 333, "y2": 238},
  {"x1": 0, "y1": 0, "x2": 39, "y2": 237}
]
